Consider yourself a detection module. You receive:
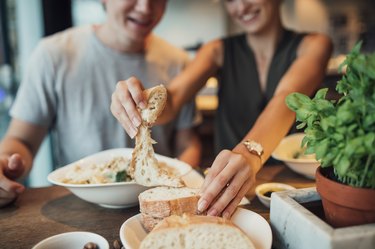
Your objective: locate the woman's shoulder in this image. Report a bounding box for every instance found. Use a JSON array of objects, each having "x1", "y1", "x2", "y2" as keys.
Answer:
[{"x1": 299, "y1": 32, "x2": 333, "y2": 54}]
